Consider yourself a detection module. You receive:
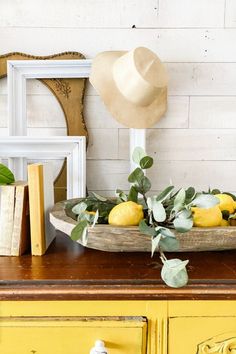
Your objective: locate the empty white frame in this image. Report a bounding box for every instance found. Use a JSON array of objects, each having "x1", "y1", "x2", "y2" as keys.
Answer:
[
  {"x1": 7, "y1": 59, "x2": 146, "y2": 171},
  {"x1": 7, "y1": 59, "x2": 92, "y2": 136},
  {"x1": 0, "y1": 136, "x2": 86, "y2": 198}
]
